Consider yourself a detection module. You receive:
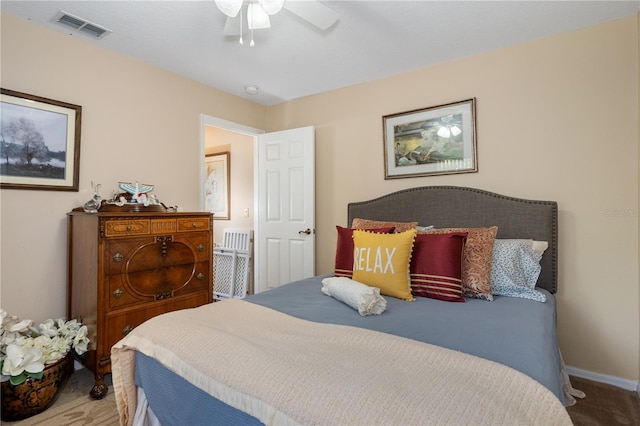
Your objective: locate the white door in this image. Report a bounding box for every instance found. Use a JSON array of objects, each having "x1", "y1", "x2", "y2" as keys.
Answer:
[{"x1": 255, "y1": 126, "x2": 315, "y2": 292}]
